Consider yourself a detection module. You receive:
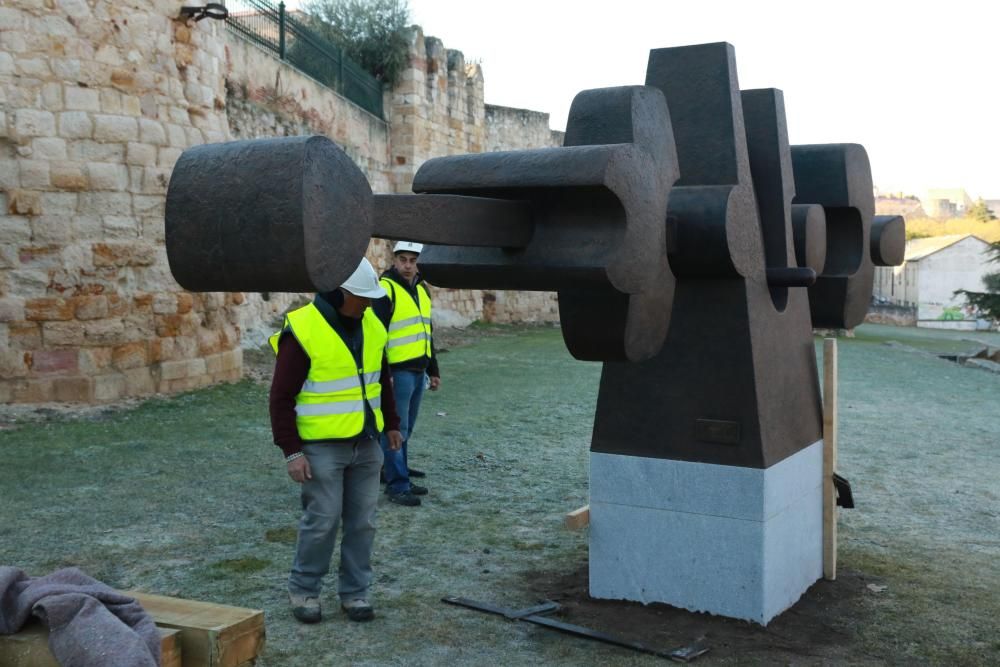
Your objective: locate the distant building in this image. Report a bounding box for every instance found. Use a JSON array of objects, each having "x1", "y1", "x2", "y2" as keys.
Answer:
[
  {"x1": 872, "y1": 234, "x2": 994, "y2": 330},
  {"x1": 921, "y1": 188, "x2": 973, "y2": 218},
  {"x1": 875, "y1": 195, "x2": 926, "y2": 218},
  {"x1": 984, "y1": 200, "x2": 1000, "y2": 219}
]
